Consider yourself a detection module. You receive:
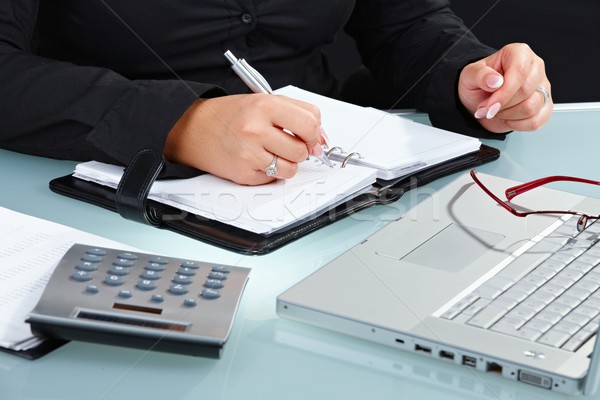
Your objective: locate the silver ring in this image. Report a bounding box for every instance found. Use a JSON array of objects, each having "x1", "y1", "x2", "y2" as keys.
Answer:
[
  {"x1": 265, "y1": 155, "x2": 278, "y2": 177},
  {"x1": 536, "y1": 85, "x2": 550, "y2": 107}
]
